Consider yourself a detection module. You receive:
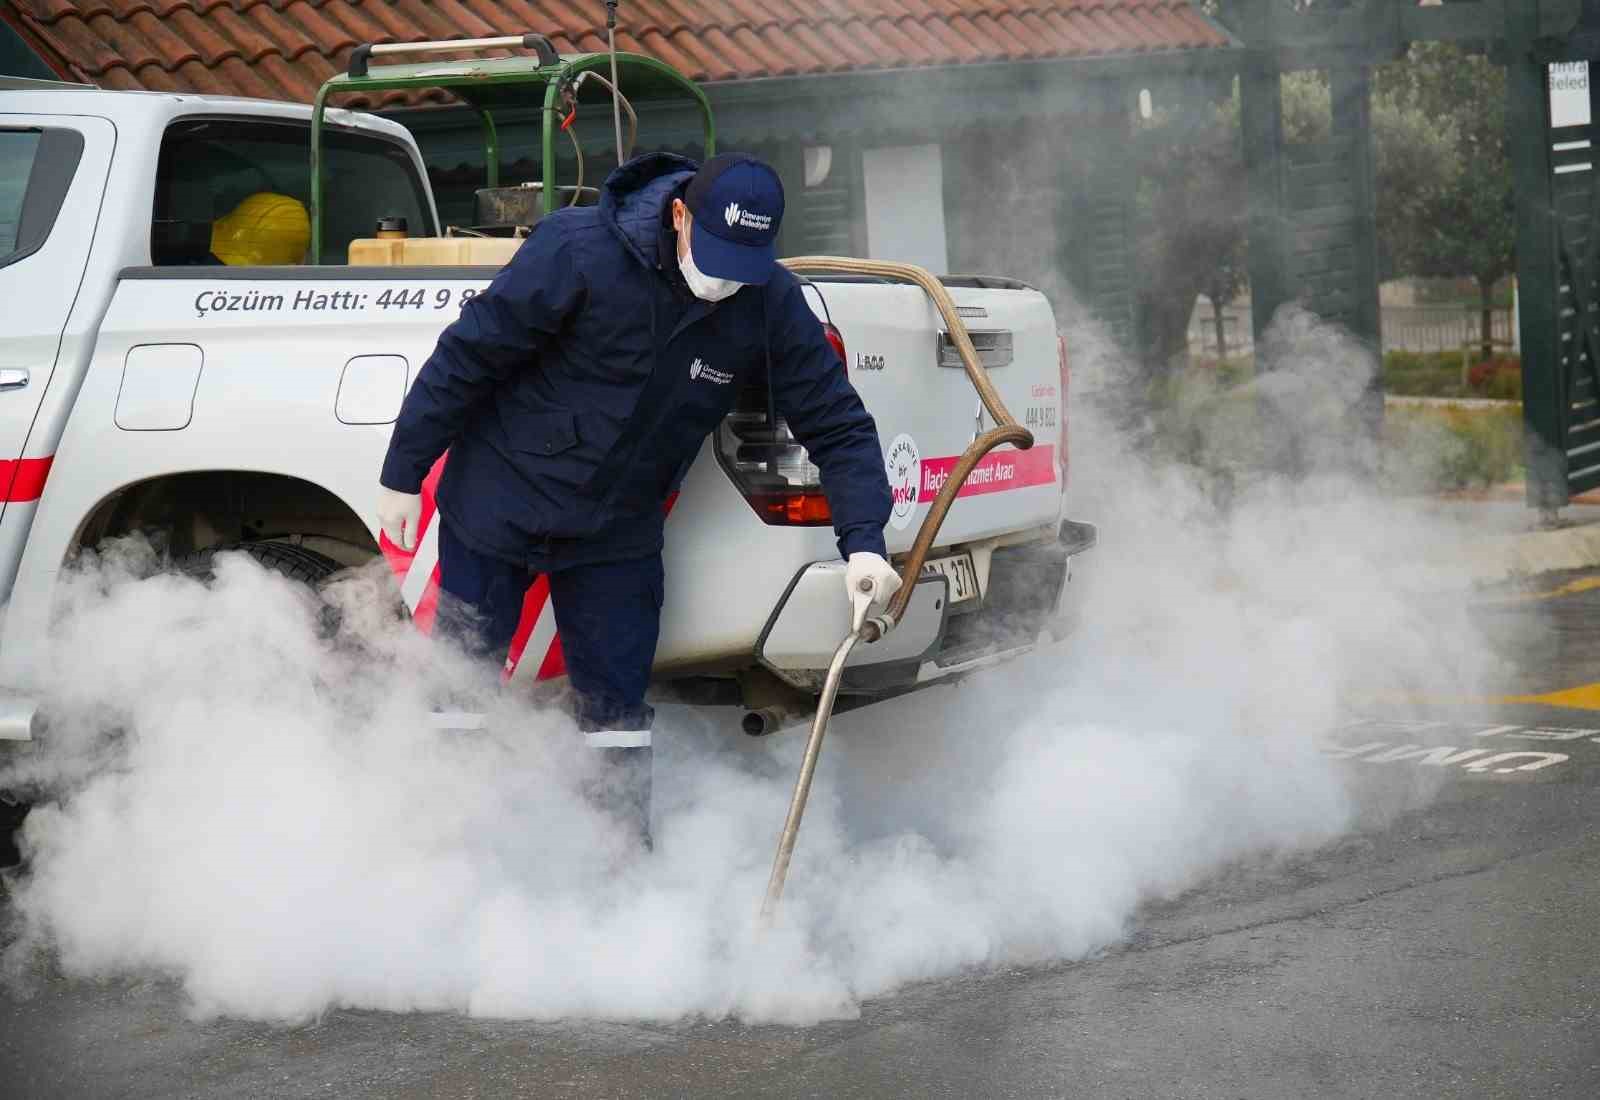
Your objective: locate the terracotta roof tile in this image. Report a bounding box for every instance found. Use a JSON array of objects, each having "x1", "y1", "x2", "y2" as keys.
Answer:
[
  {"x1": 787, "y1": 22, "x2": 845, "y2": 73},
  {"x1": 697, "y1": 27, "x2": 745, "y2": 82},
  {"x1": 238, "y1": 8, "x2": 318, "y2": 63},
  {"x1": 31, "y1": 0, "x2": 82, "y2": 20},
  {"x1": 209, "y1": 54, "x2": 278, "y2": 99},
  {"x1": 282, "y1": 2, "x2": 361, "y2": 54},
  {"x1": 639, "y1": 27, "x2": 698, "y2": 77},
  {"x1": 98, "y1": 65, "x2": 142, "y2": 90},
  {"x1": 728, "y1": 25, "x2": 795, "y2": 77},
  {"x1": 12, "y1": 1, "x2": 1231, "y2": 104},
  {"x1": 434, "y1": 0, "x2": 502, "y2": 39},
  {"x1": 871, "y1": 17, "x2": 936, "y2": 66},
  {"x1": 890, "y1": 15, "x2": 945, "y2": 62},
  {"x1": 164, "y1": 6, "x2": 238, "y2": 68},
  {"x1": 1106, "y1": 8, "x2": 1153, "y2": 49},
  {"x1": 1047, "y1": 7, "x2": 1103, "y2": 53}
]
